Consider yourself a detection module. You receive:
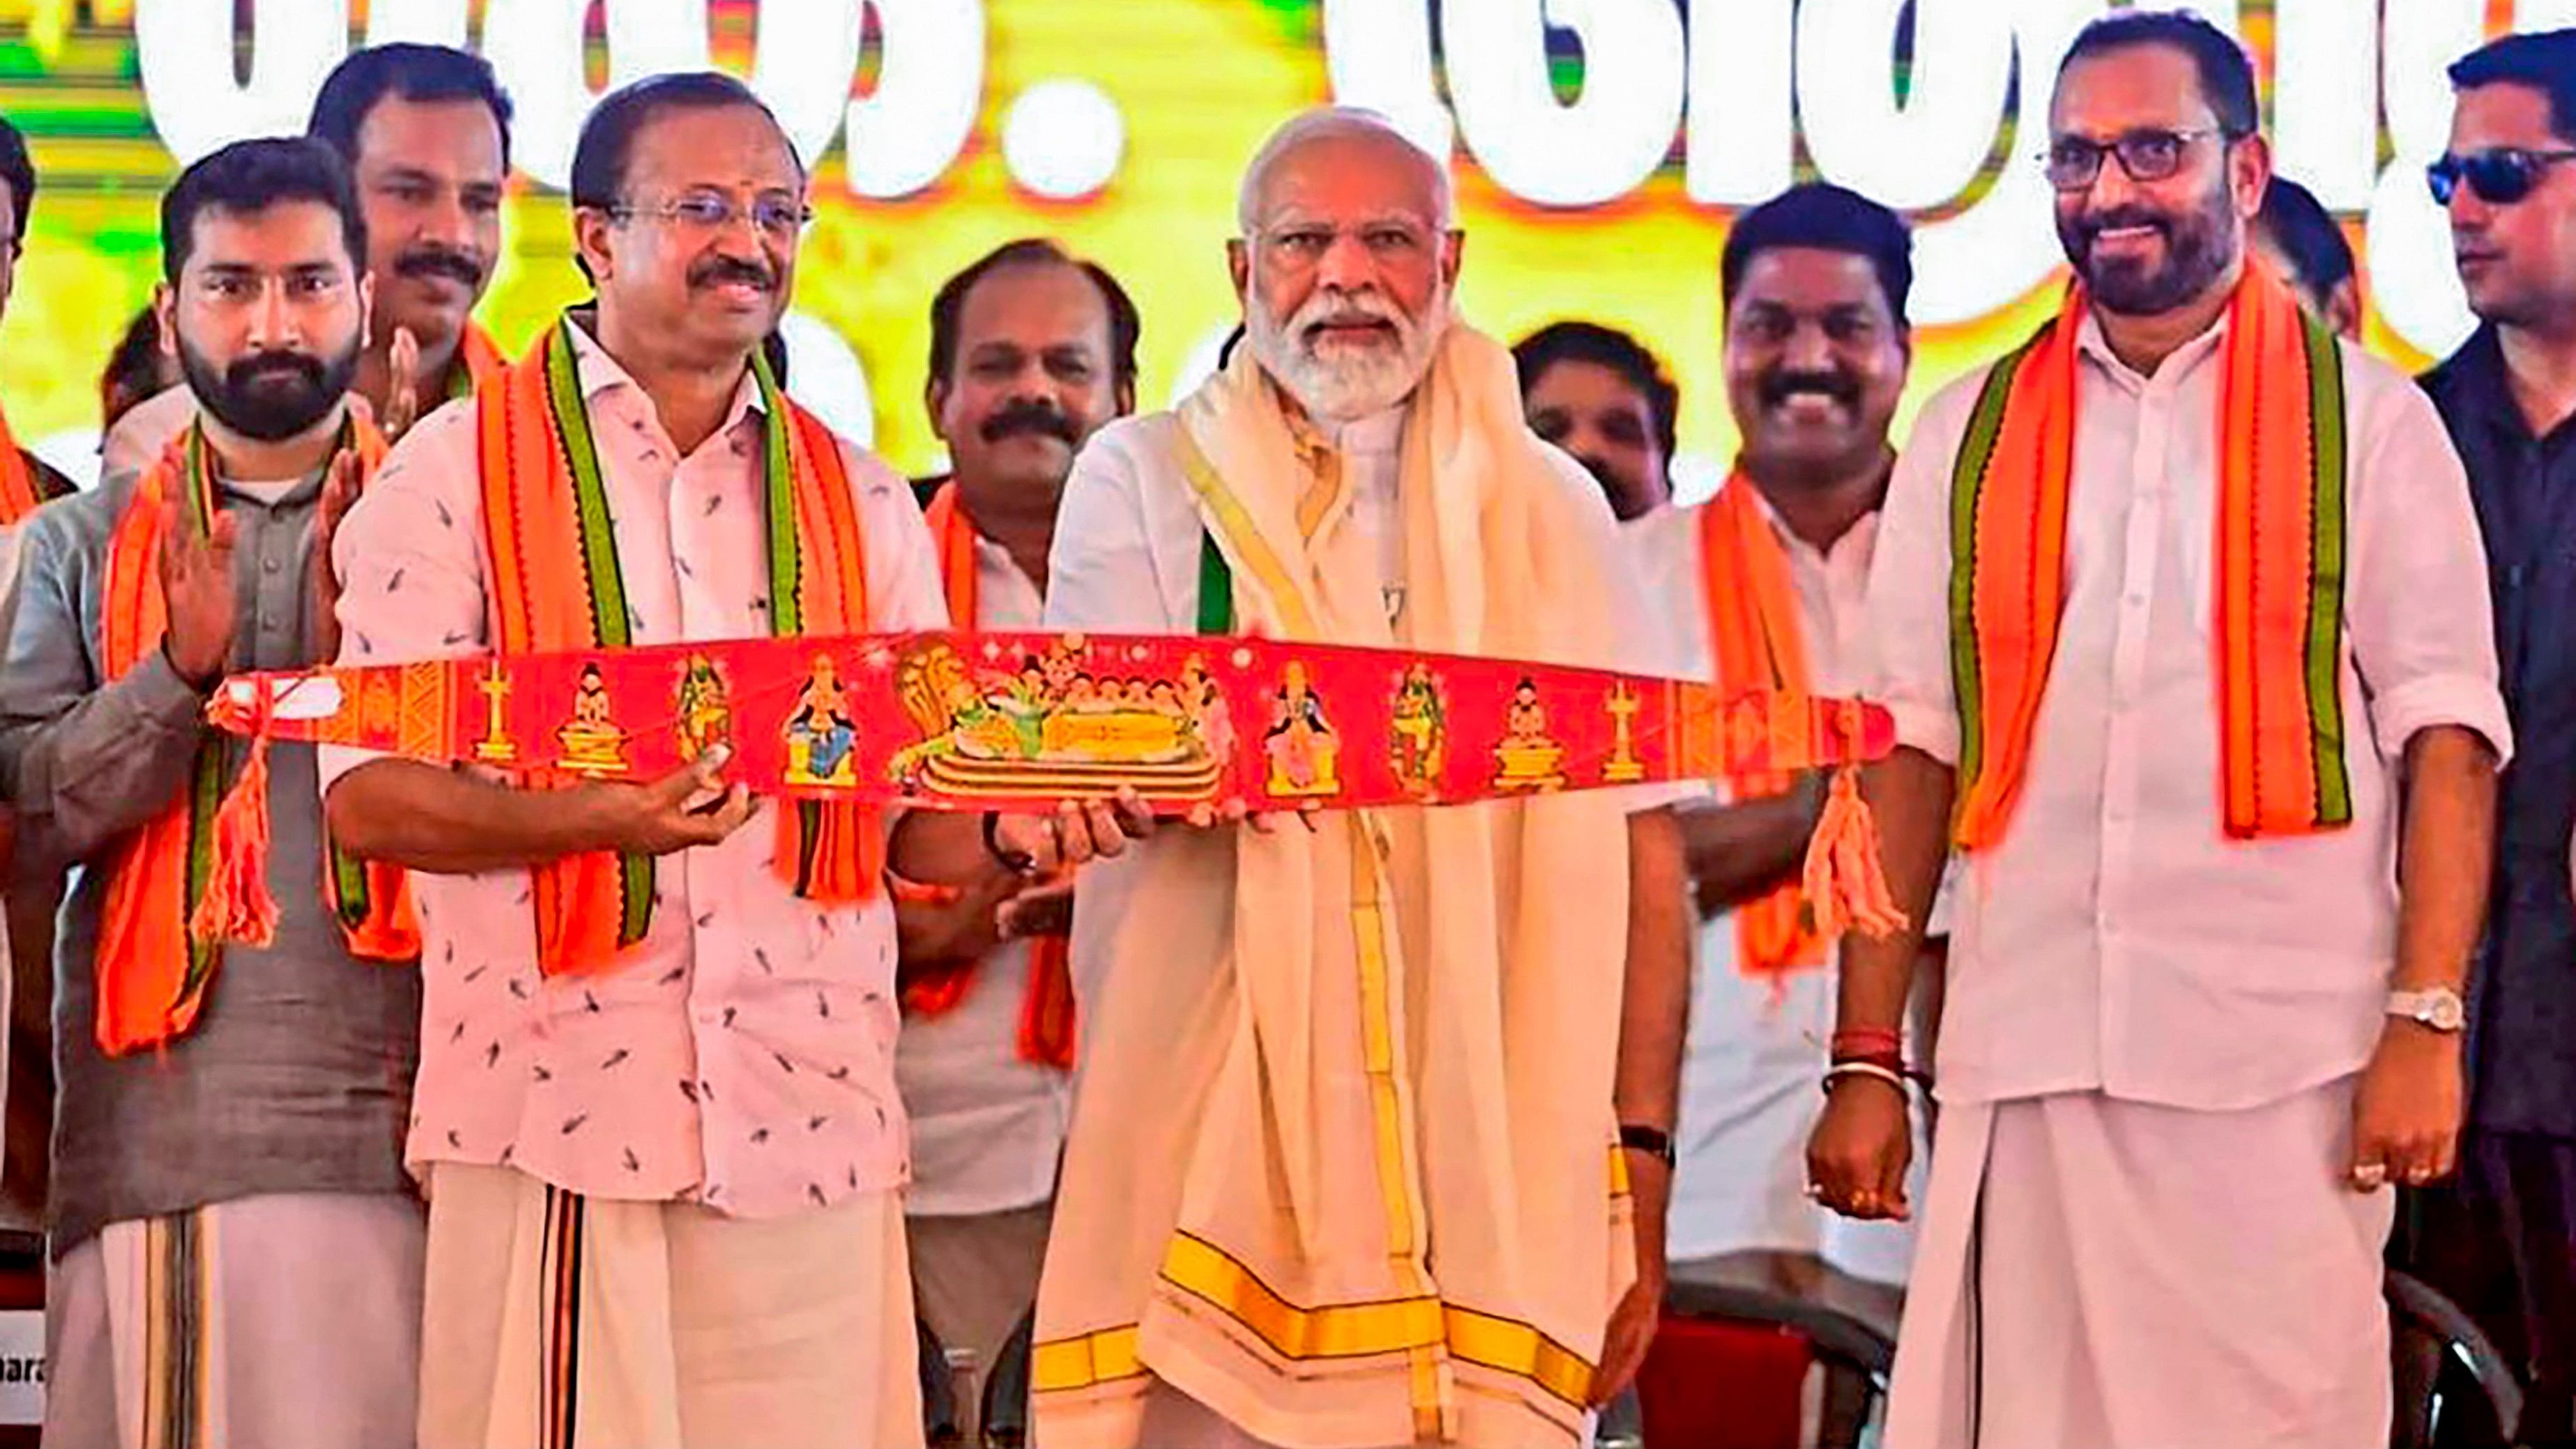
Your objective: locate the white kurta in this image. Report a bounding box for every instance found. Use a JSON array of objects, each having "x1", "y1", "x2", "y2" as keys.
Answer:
[
  {"x1": 1866, "y1": 308, "x2": 2508, "y2": 1448},
  {"x1": 1623, "y1": 495, "x2": 1921, "y2": 1285}
]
